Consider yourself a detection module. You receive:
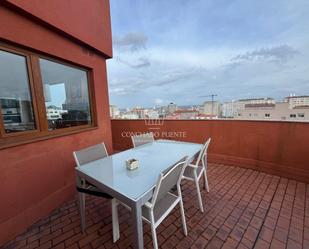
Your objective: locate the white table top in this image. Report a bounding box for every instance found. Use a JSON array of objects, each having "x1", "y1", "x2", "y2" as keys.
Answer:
[{"x1": 77, "y1": 140, "x2": 202, "y2": 201}]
